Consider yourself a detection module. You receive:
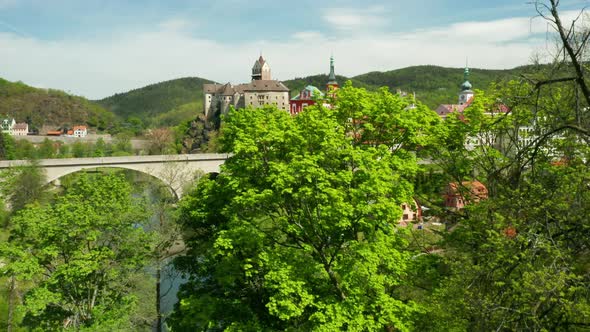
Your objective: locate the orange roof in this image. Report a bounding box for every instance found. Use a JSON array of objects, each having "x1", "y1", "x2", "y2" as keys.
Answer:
[
  {"x1": 446, "y1": 180, "x2": 488, "y2": 199},
  {"x1": 73, "y1": 125, "x2": 87, "y2": 131}
]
